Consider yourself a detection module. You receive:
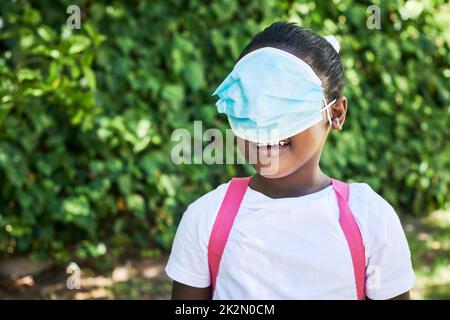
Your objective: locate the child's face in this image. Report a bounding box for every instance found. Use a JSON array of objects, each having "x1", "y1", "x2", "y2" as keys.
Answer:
[
  {"x1": 238, "y1": 120, "x2": 327, "y2": 178},
  {"x1": 238, "y1": 98, "x2": 347, "y2": 178}
]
